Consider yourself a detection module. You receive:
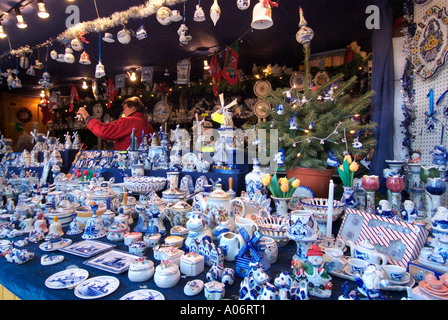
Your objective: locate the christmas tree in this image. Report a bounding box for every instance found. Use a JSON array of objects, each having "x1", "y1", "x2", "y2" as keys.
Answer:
[{"x1": 254, "y1": 8, "x2": 377, "y2": 171}]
